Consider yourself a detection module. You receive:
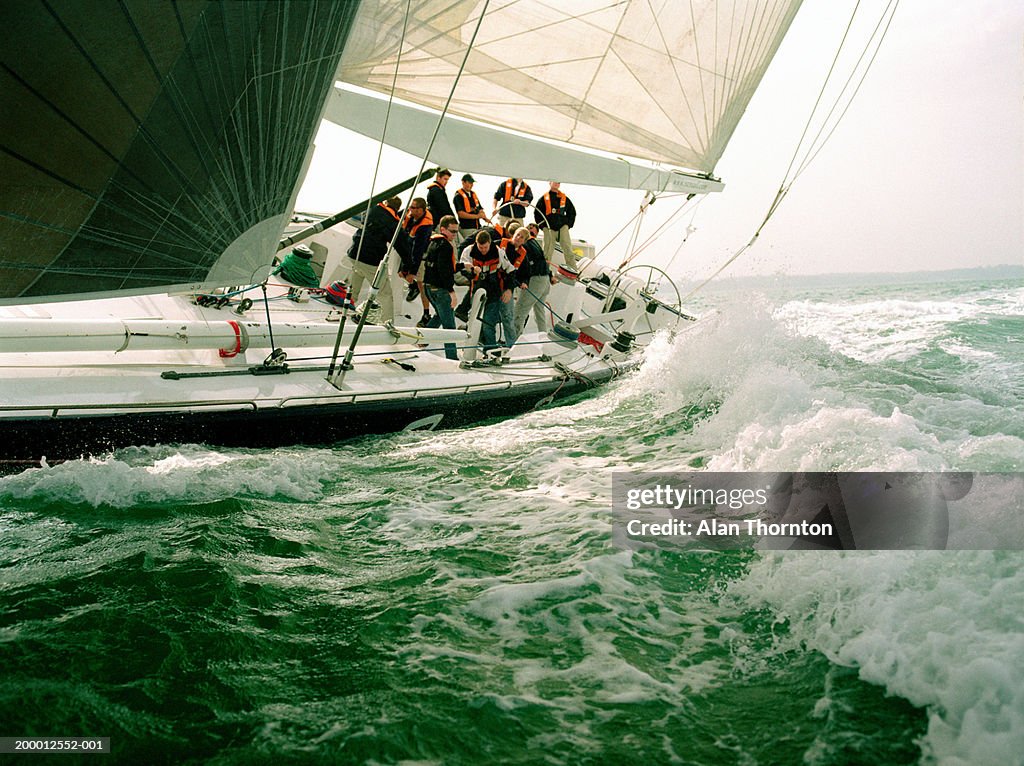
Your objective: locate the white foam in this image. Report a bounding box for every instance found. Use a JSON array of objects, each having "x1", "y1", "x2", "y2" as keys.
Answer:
[
  {"x1": 728, "y1": 551, "x2": 1024, "y2": 766},
  {"x1": 0, "y1": 445, "x2": 335, "y2": 507},
  {"x1": 774, "y1": 286, "x2": 1024, "y2": 363}
]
